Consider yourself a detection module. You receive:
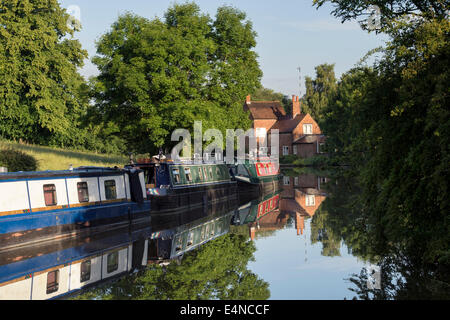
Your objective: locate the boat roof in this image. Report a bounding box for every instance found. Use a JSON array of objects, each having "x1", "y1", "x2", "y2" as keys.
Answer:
[{"x1": 0, "y1": 166, "x2": 129, "y2": 181}]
